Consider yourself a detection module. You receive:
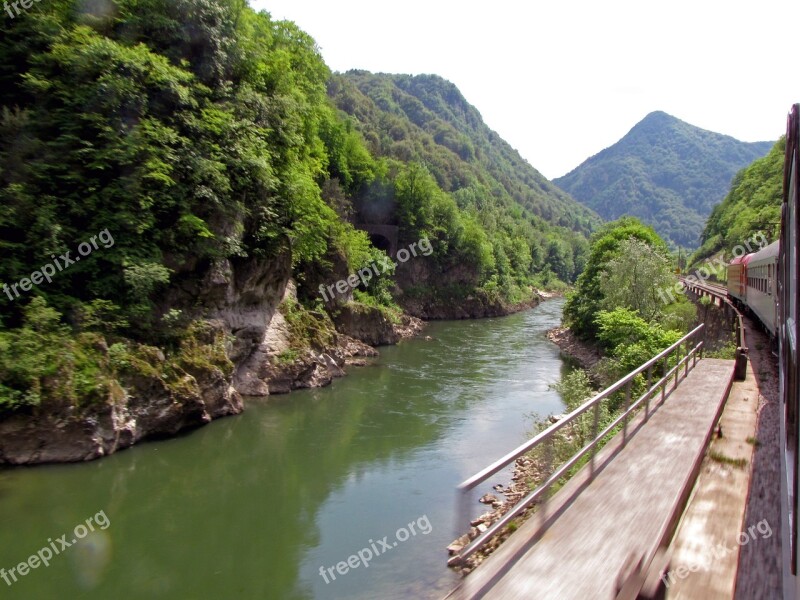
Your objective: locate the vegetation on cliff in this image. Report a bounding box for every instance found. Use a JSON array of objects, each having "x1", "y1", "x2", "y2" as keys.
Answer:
[
  {"x1": 692, "y1": 137, "x2": 785, "y2": 263},
  {"x1": 328, "y1": 72, "x2": 596, "y2": 291}
]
